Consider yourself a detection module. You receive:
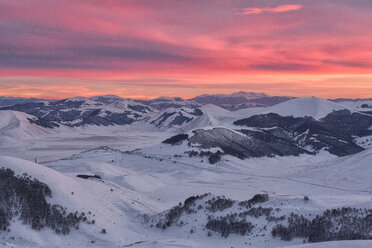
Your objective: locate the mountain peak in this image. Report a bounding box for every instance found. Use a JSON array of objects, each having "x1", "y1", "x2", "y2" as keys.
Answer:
[{"x1": 262, "y1": 97, "x2": 350, "y2": 120}]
